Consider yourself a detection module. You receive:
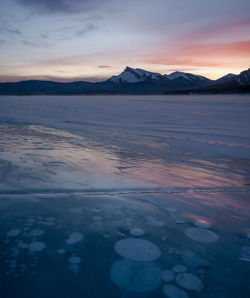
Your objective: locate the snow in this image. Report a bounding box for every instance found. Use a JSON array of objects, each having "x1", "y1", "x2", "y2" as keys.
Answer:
[
  {"x1": 110, "y1": 67, "x2": 162, "y2": 83},
  {"x1": 114, "y1": 238, "x2": 161, "y2": 261},
  {"x1": 166, "y1": 72, "x2": 206, "y2": 81}
]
